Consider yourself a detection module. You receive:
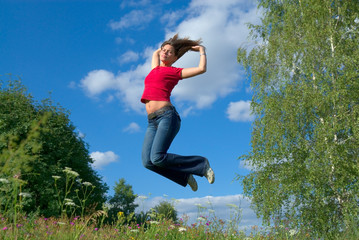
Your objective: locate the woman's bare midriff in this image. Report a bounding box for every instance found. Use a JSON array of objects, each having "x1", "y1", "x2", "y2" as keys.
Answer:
[{"x1": 145, "y1": 100, "x2": 173, "y2": 115}]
